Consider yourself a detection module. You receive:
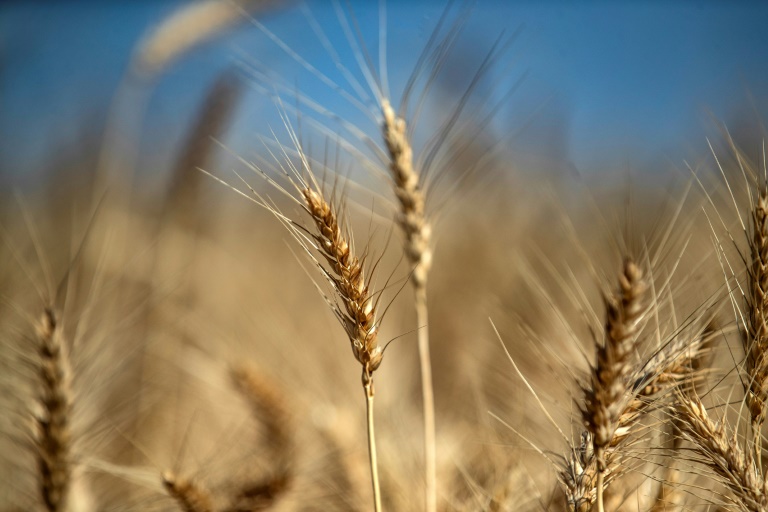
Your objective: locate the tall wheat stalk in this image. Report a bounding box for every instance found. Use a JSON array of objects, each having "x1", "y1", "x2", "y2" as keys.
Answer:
[
  {"x1": 381, "y1": 98, "x2": 435, "y2": 512},
  {"x1": 744, "y1": 186, "x2": 768, "y2": 470},
  {"x1": 209, "y1": 124, "x2": 389, "y2": 510},
  {"x1": 300, "y1": 183, "x2": 384, "y2": 512},
  {"x1": 581, "y1": 258, "x2": 647, "y2": 512}
]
